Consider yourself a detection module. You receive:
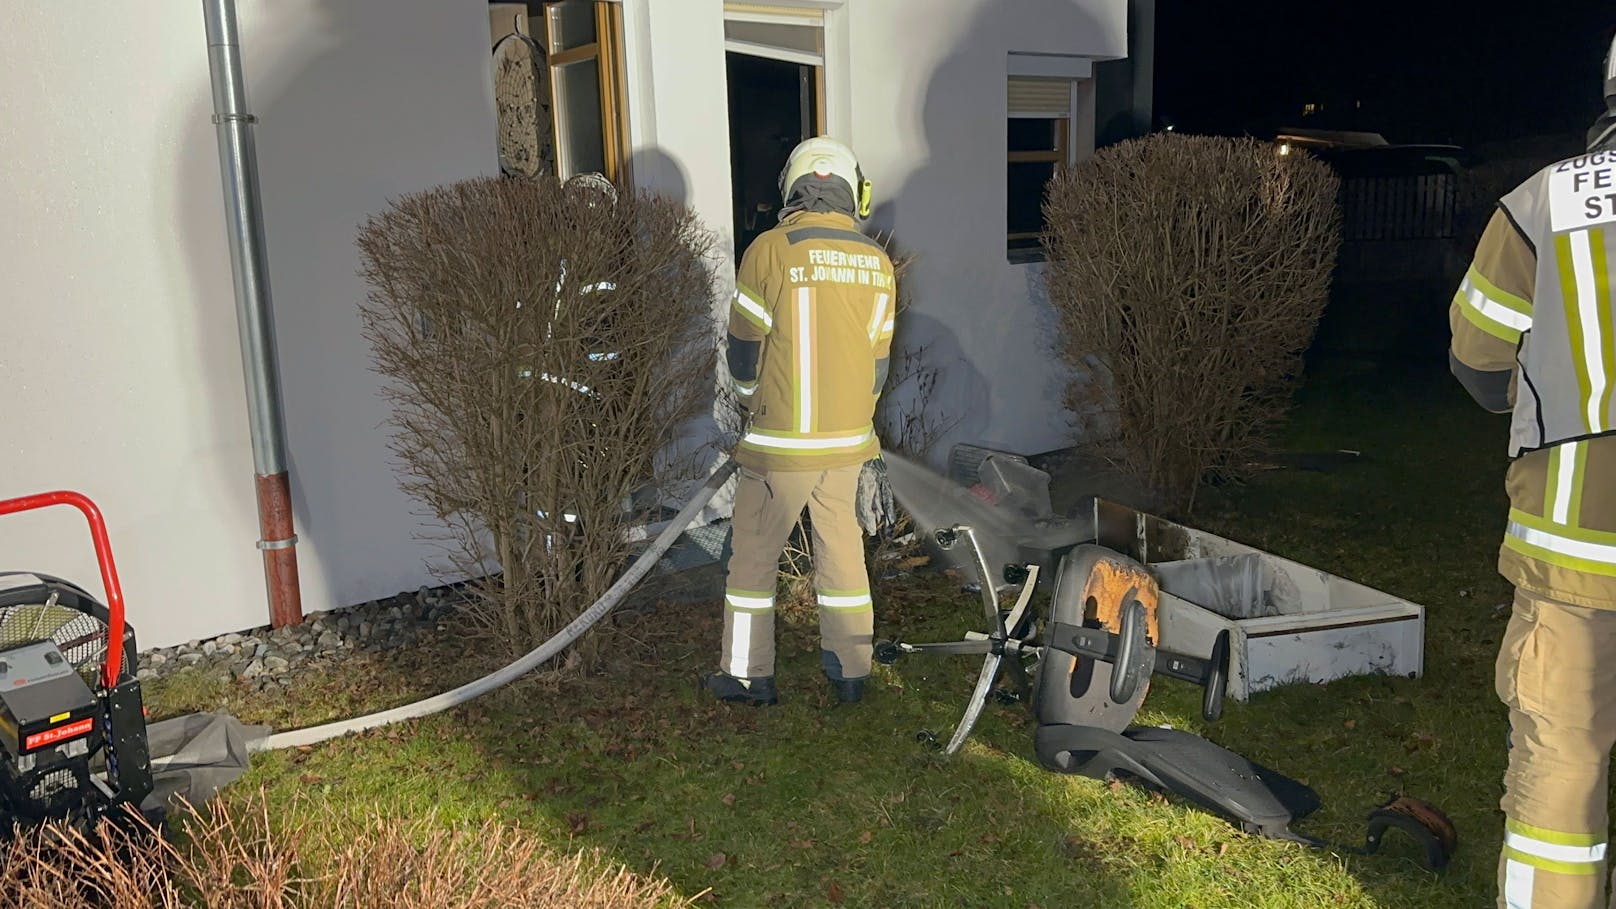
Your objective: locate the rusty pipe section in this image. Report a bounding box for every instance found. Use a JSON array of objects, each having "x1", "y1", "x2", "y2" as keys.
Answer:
[
  {"x1": 204, "y1": 0, "x2": 303, "y2": 627},
  {"x1": 255, "y1": 473, "x2": 303, "y2": 627}
]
